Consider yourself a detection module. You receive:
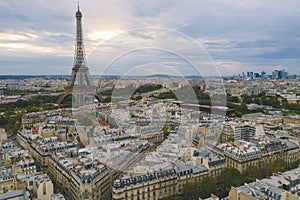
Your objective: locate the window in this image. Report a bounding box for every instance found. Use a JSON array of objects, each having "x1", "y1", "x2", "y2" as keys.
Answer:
[{"x1": 43, "y1": 183, "x2": 47, "y2": 195}]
